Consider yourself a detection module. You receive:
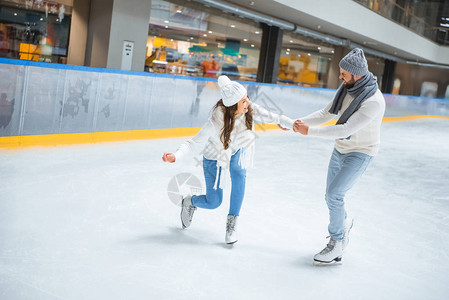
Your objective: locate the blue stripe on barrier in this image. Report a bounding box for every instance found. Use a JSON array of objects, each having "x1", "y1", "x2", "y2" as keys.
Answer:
[
  {"x1": 0, "y1": 57, "x2": 337, "y2": 92},
  {"x1": 0, "y1": 57, "x2": 216, "y2": 82},
  {"x1": 1, "y1": 57, "x2": 448, "y2": 100},
  {"x1": 242, "y1": 80, "x2": 337, "y2": 92}
]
